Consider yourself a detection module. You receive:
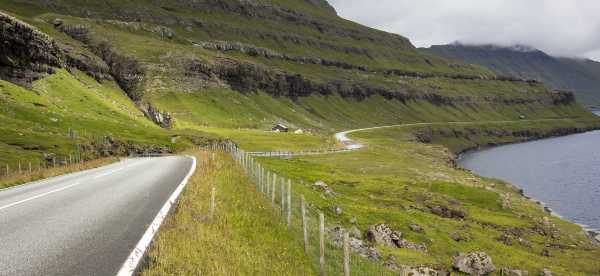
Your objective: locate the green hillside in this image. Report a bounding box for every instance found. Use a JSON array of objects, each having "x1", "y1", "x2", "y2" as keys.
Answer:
[
  {"x1": 1, "y1": 0, "x2": 600, "y2": 274},
  {"x1": 422, "y1": 43, "x2": 600, "y2": 109}
]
